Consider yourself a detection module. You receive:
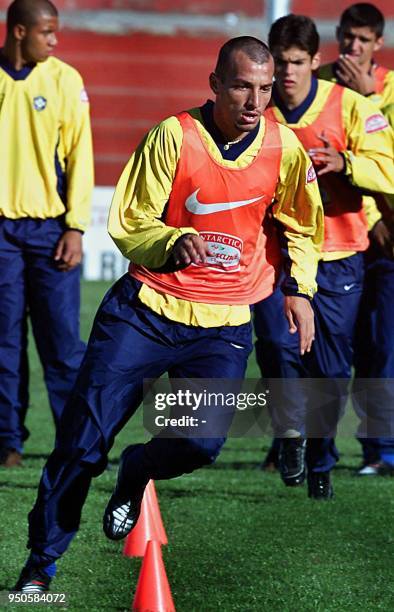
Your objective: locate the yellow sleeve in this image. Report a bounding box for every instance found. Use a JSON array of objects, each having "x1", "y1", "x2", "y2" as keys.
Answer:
[
  {"x1": 341, "y1": 88, "x2": 394, "y2": 195},
  {"x1": 378, "y1": 70, "x2": 394, "y2": 109},
  {"x1": 381, "y1": 102, "x2": 394, "y2": 129},
  {"x1": 363, "y1": 196, "x2": 382, "y2": 230},
  {"x1": 60, "y1": 67, "x2": 94, "y2": 231},
  {"x1": 108, "y1": 116, "x2": 198, "y2": 268},
  {"x1": 273, "y1": 125, "x2": 324, "y2": 298}
]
